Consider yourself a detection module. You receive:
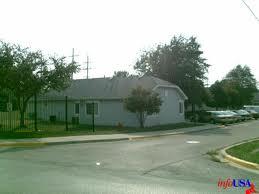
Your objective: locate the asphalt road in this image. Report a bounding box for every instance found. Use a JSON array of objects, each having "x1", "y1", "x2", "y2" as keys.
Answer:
[{"x1": 0, "y1": 121, "x2": 259, "y2": 194}]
